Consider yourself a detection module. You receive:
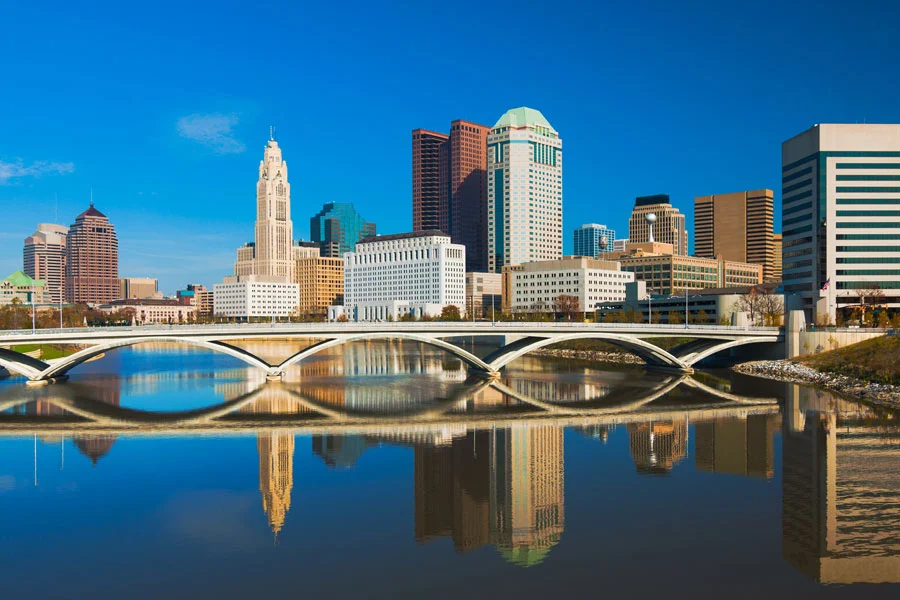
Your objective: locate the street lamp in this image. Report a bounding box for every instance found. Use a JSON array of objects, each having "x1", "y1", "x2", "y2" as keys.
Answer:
[{"x1": 31, "y1": 284, "x2": 36, "y2": 333}]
